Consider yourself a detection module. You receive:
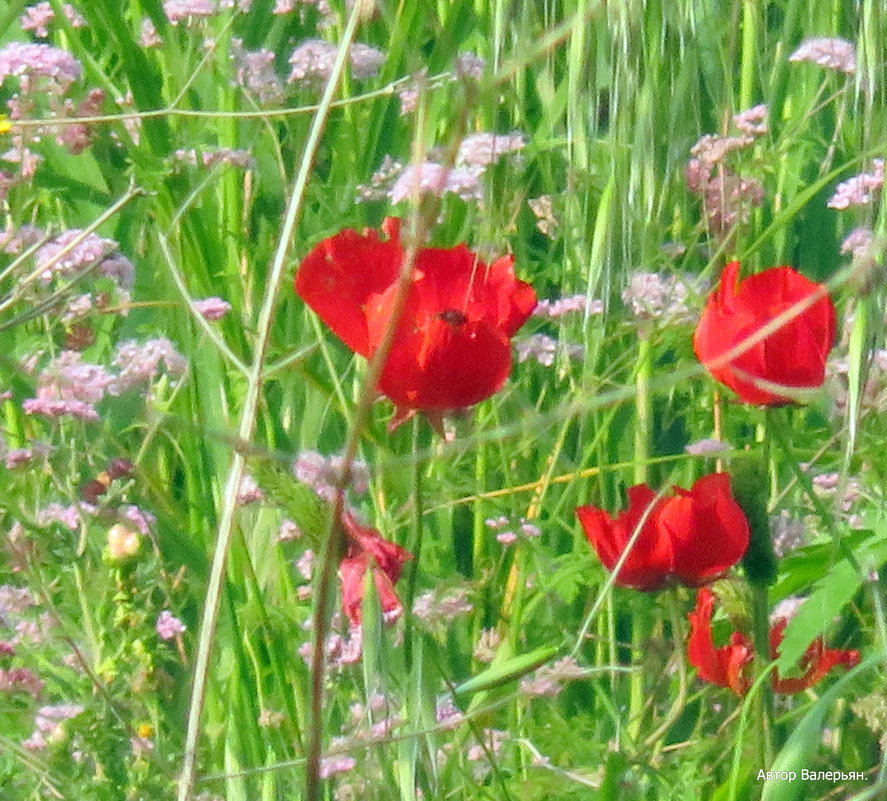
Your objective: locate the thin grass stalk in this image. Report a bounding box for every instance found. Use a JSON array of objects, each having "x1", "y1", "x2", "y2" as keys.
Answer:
[{"x1": 175, "y1": 5, "x2": 365, "y2": 797}]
